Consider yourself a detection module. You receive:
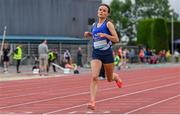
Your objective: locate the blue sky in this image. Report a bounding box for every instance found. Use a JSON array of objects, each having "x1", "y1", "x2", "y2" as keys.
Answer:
[{"x1": 102, "y1": 0, "x2": 180, "y2": 19}]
